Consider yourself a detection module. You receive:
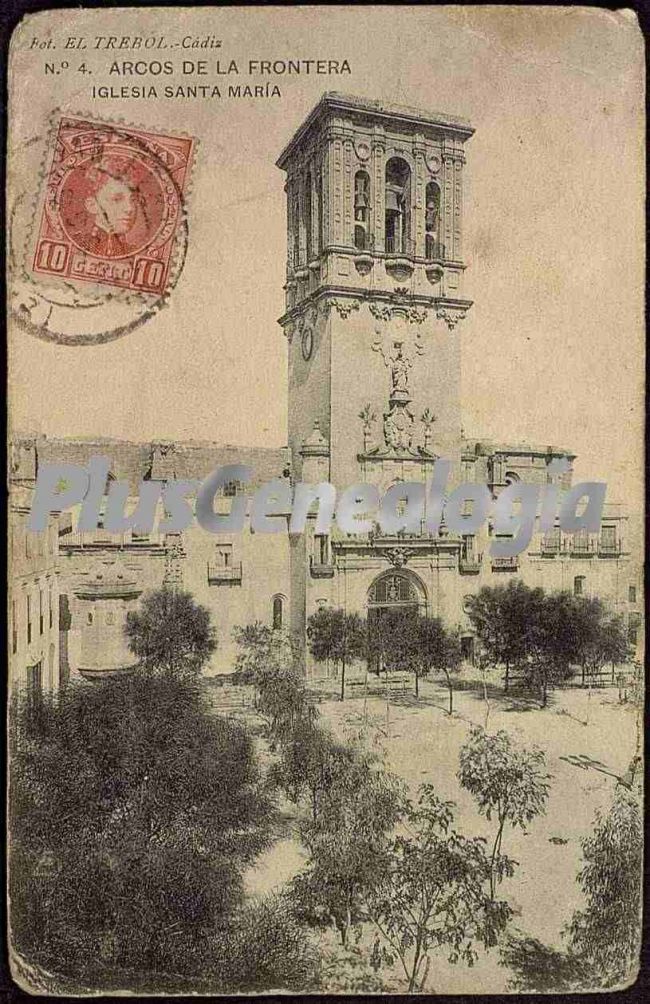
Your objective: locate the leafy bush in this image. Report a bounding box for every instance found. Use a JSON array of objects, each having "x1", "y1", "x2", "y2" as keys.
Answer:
[
  {"x1": 500, "y1": 931, "x2": 592, "y2": 992},
  {"x1": 216, "y1": 893, "x2": 321, "y2": 991},
  {"x1": 9, "y1": 672, "x2": 272, "y2": 991},
  {"x1": 567, "y1": 786, "x2": 642, "y2": 987},
  {"x1": 233, "y1": 622, "x2": 314, "y2": 740}
]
